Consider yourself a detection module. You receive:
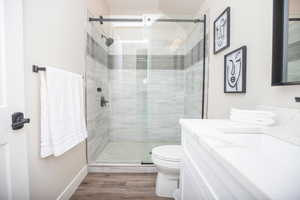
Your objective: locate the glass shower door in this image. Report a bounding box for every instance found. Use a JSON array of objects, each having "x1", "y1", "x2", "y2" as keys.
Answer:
[
  {"x1": 139, "y1": 17, "x2": 206, "y2": 164},
  {"x1": 86, "y1": 14, "x2": 206, "y2": 165}
]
